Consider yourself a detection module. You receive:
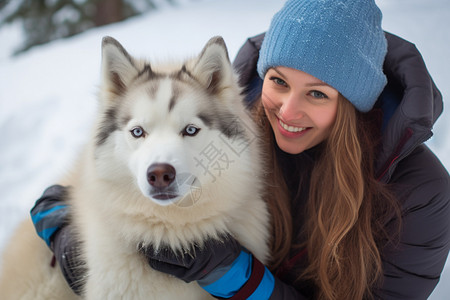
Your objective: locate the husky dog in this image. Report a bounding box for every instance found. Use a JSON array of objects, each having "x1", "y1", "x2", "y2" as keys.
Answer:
[{"x1": 0, "y1": 36, "x2": 270, "y2": 299}]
